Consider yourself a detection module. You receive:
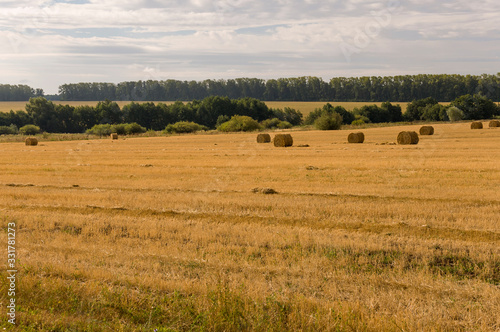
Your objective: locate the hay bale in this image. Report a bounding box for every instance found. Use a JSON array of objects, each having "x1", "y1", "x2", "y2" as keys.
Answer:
[
  {"x1": 470, "y1": 122, "x2": 483, "y2": 129},
  {"x1": 397, "y1": 131, "x2": 419, "y2": 145},
  {"x1": 347, "y1": 132, "x2": 365, "y2": 143},
  {"x1": 273, "y1": 134, "x2": 293, "y2": 147},
  {"x1": 25, "y1": 137, "x2": 38, "y2": 146},
  {"x1": 419, "y1": 126, "x2": 434, "y2": 135},
  {"x1": 489, "y1": 120, "x2": 500, "y2": 128},
  {"x1": 110, "y1": 133, "x2": 118, "y2": 139},
  {"x1": 257, "y1": 133, "x2": 271, "y2": 143}
]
